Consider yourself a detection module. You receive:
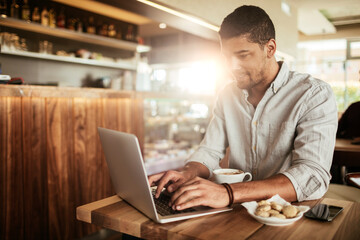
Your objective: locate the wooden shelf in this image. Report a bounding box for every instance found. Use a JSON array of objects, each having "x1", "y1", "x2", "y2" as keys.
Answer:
[
  {"x1": 1, "y1": 49, "x2": 137, "y2": 70},
  {"x1": 0, "y1": 16, "x2": 151, "y2": 53}
]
